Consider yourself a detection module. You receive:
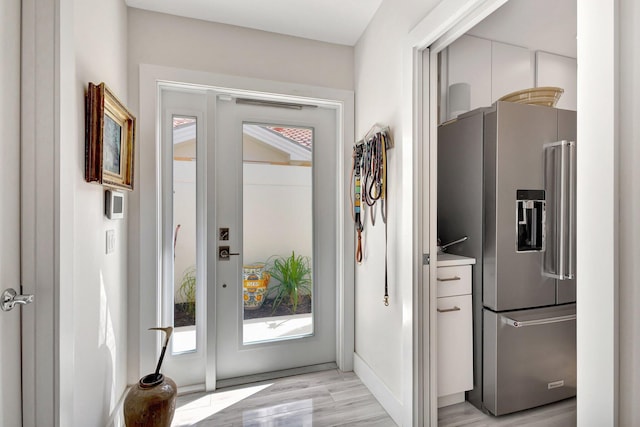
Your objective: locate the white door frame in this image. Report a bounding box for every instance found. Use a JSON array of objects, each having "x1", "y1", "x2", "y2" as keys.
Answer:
[
  {"x1": 134, "y1": 64, "x2": 355, "y2": 389},
  {"x1": 21, "y1": 0, "x2": 76, "y2": 425},
  {"x1": 405, "y1": 2, "x2": 511, "y2": 423},
  {"x1": 1, "y1": 0, "x2": 24, "y2": 425},
  {"x1": 409, "y1": 0, "x2": 619, "y2": 425}
]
